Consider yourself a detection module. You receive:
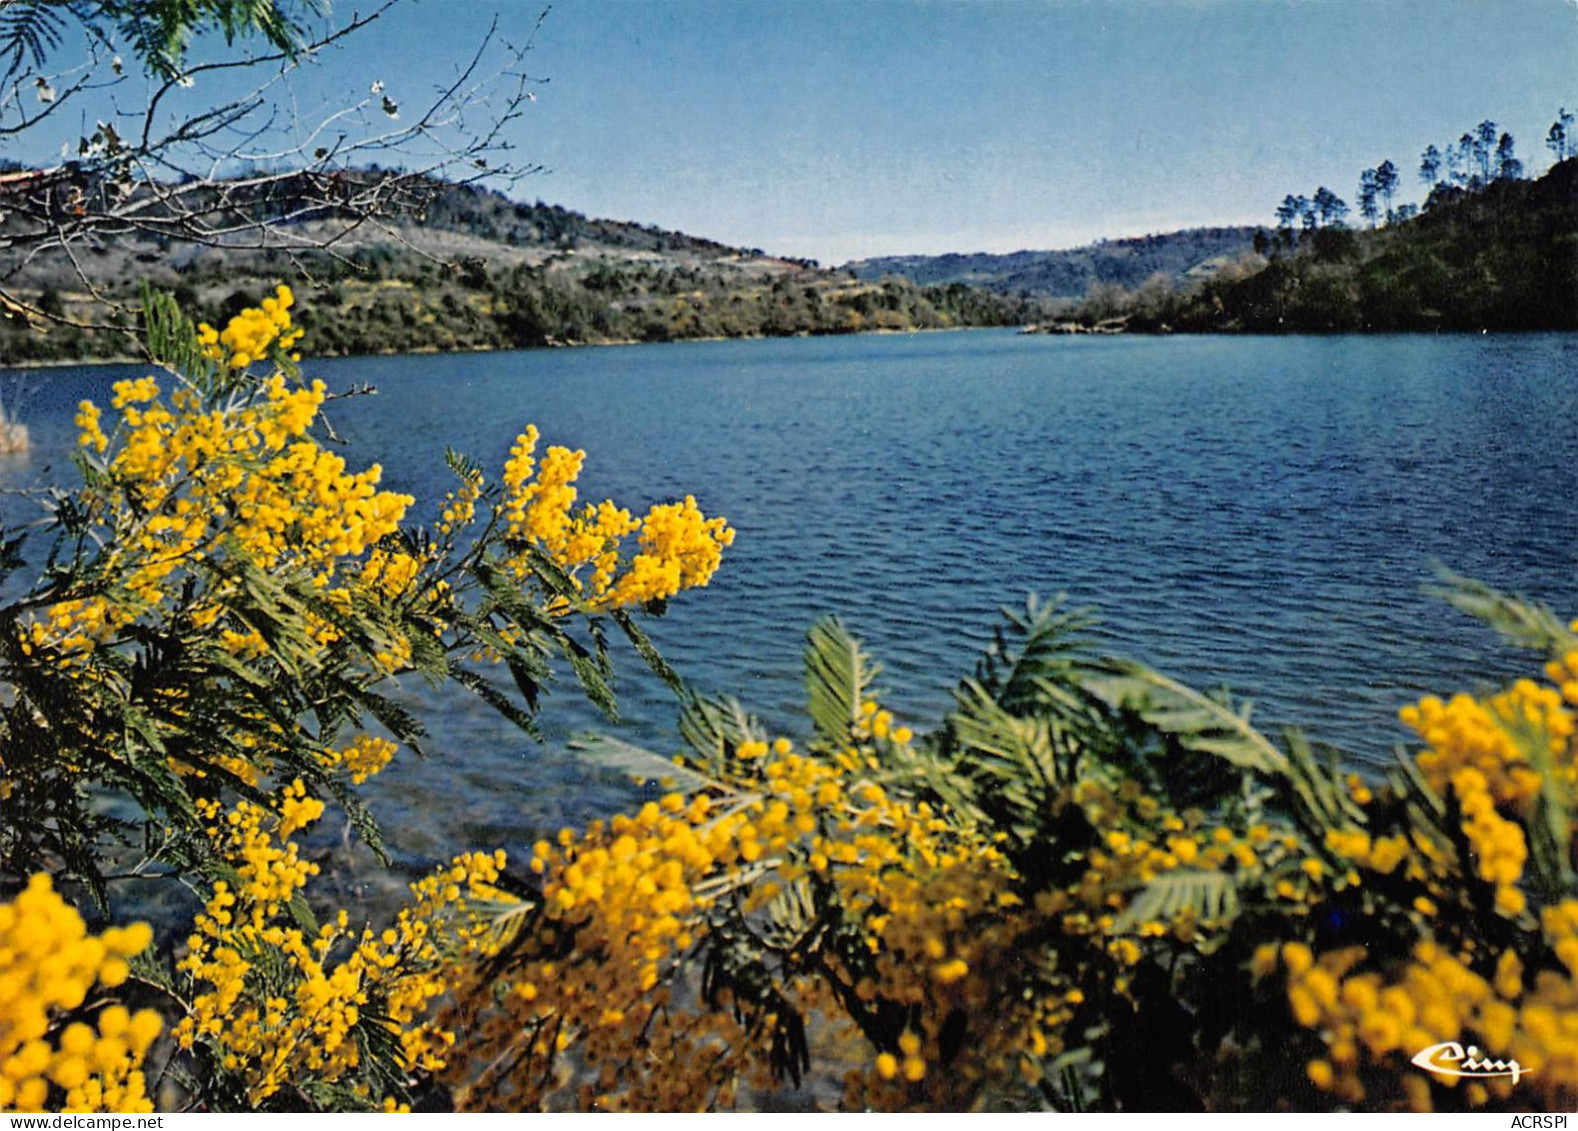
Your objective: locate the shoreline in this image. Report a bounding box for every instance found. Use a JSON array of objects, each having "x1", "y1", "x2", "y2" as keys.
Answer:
[
  {"x1": 0, "y1": 323, "x2": 1007, "y2": 372},
  {"x1": 5, "y1": 320, "x2": 1572, "y2": 373}
]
